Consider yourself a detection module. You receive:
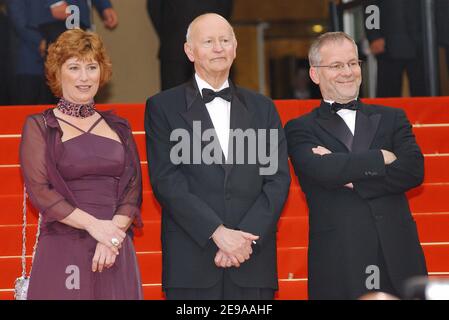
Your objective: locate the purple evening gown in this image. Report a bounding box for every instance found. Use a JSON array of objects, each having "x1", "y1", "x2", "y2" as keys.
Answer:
[{"x1": 27, "y1": 117, "x2": 143, "y2": 299}]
